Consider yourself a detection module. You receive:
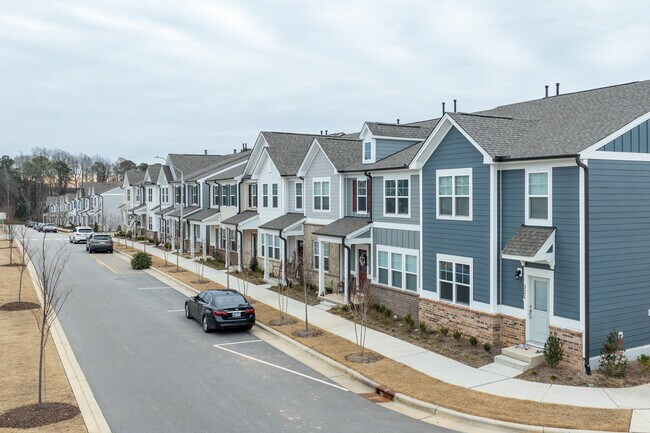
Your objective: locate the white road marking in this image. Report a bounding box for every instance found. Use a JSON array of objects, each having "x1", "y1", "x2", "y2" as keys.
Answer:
[
  {"x1": 215, "y1": 339, "x2": 263, "y2": 346},
  {"x1": 213, "y1": 344, "x2": 348, "y2": 392},
  {"x1": 137, "y1": 287, "x2": 171, "y2": 290},
  {"x1": 167, "y1": 309, "x2": 185, "y2": 313}
]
